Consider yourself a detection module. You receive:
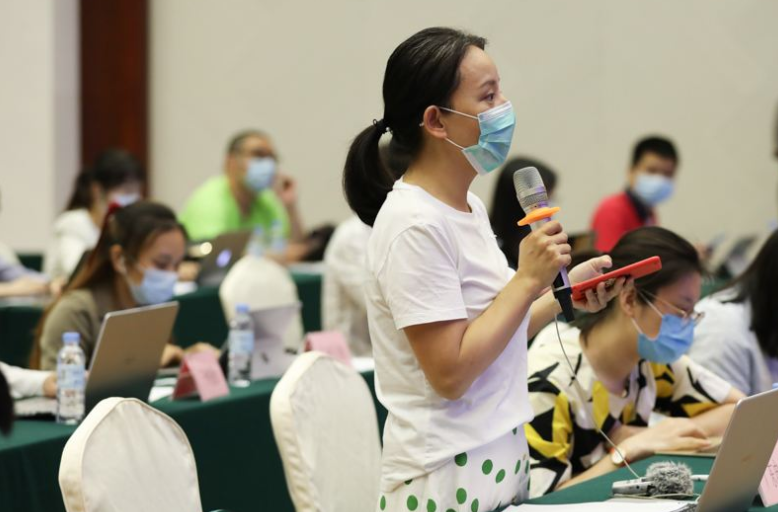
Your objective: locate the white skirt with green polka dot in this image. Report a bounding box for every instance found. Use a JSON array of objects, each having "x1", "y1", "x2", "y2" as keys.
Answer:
[{"x1": 377, "y1": 426, "x2": 531, "y2": 512}]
